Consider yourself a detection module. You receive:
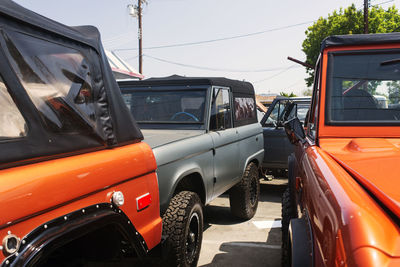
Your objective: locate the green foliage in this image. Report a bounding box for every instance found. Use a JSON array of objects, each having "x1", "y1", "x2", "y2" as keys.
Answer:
[
  {"x1": 302, "y1": 88, "x2": 313, "y2": 96},
  {"x1": 280, "y1": 92, "x2": 297, "y2": 97},
  {"x1": 387, "y1": 81, "x2": 400, "y2": 104},
  {"x1": 302, "y1": 4, "x2": 400, "y2": 86}
]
